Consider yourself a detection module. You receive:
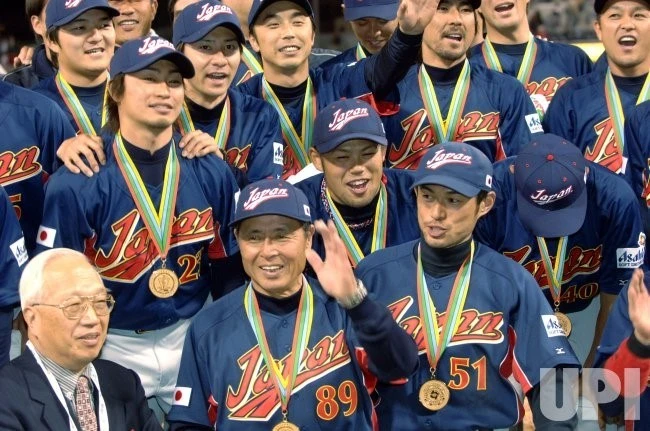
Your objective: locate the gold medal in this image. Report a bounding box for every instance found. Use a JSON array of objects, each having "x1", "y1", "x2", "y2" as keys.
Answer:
[
  {"x1": 272, "y1": 421, "x2": 300, "y2": 431},
  {"x1": 555, "y1": 312, "x2": 572, "y2": 336},
  {"x1": 149, "y1": 268, "x2": 179, "y2": 298},
  {"x1": 419, "y1": 379, "x2": 450, "y2": 411}
]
